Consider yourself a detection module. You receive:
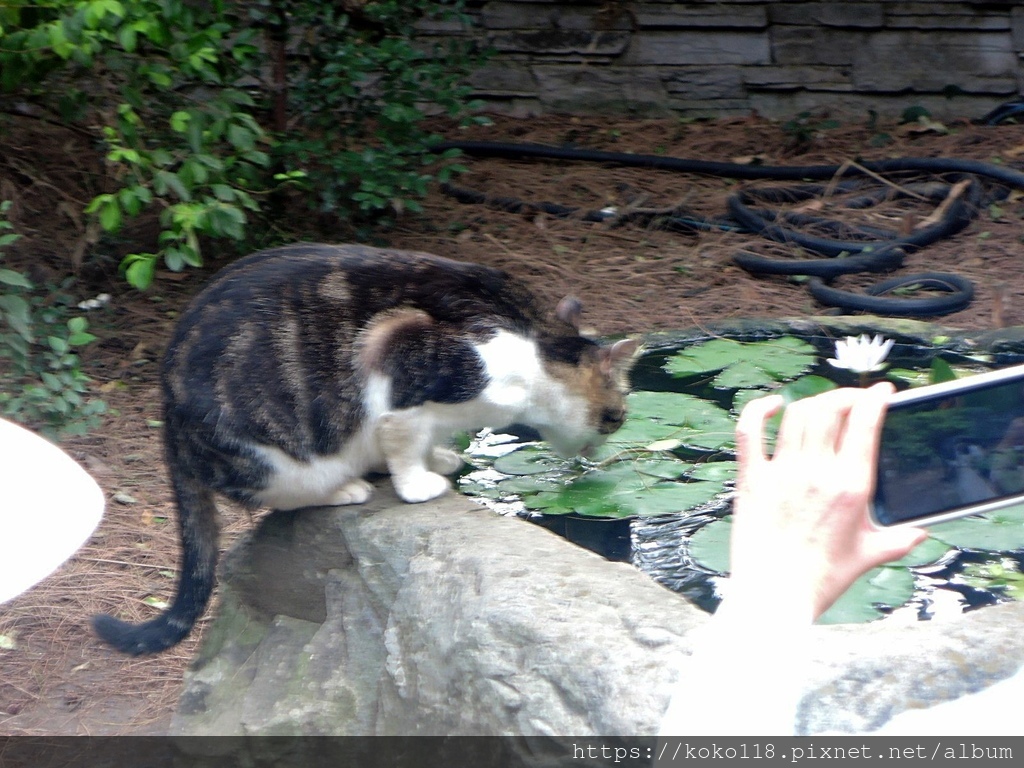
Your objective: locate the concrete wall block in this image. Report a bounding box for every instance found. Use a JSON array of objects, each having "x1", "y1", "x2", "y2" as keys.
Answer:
[
  {"x1": 533, "y1": 65, "x2": 671, "y2": 113},
  {"x1": 626, "y1": 30, "x2": 771, "y2": 66},
  {"x1": 490, "y1": 30, "x2": 631, "y2": 56},
  {"x1": 884, "y1": 14, "x2": 1009, "y2": 32},
  {"x1": 769, "y1": 3, "x2": 884, "y2": 29},
  {"x1": 662, "y1": 66, "x2": 746, "y2": 99},
  {"x1": 743, "y1": 65, "x2": 854, "y2": 92},
  {"x1": 852, "y1": 31, "x2": 1018, "y2": 93},
  {"x1": 1013, "y1": 7, "x2": 1024, "y2": 51},
  {"x1": 746, "y1": 90, "x2": 1003, "y2": 120},
  {"x1": 481, "y1": 1, "x2": 632, "y2": 32},
  {"x1": 633, "y1": 4, "x2": 768, "y2": 29},
  {"x1": 771, "y1": 27, "x2": 868, "y2": 67},
  {"x1": 480, "y1": 2, "x2": 559, "y2": 30},
  {"x1": 467, "y1": 64, "x2": 537, "y2": 97}
]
